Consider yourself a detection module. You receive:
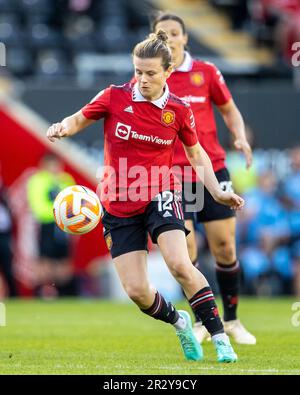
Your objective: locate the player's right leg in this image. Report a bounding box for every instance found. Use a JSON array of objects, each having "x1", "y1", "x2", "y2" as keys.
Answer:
[{"x1": 113, "y1": 250, "x2": 203, "y2": 361}]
